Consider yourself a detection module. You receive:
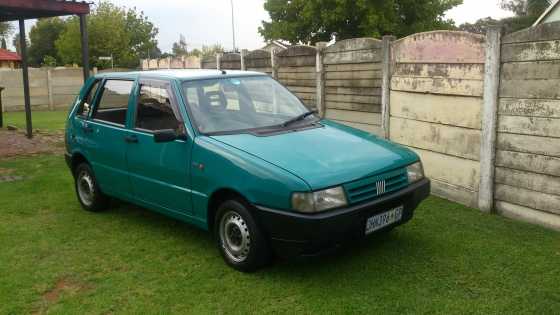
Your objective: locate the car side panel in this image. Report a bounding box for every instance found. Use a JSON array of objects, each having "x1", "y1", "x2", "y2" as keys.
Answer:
[{"x1": 190, "y1": 136, "x2": 311, "y2": 227}]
